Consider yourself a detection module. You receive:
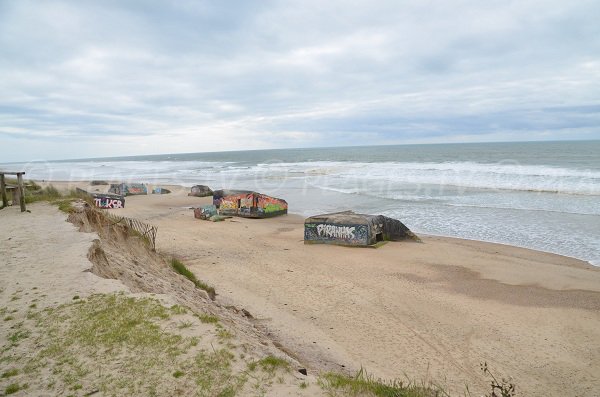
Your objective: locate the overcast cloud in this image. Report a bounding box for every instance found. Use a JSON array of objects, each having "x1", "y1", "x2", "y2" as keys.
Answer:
[{"x1": 1, "y1": 0, "x2": 599, "y2": 161}]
